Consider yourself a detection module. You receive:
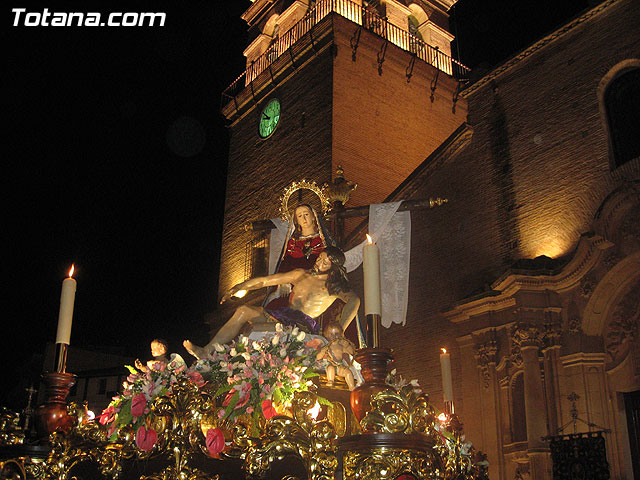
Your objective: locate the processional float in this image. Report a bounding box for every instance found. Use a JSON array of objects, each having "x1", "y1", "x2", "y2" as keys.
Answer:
[{"x1": 1, "y1": 172, "x2": 488, "y2": 480}]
